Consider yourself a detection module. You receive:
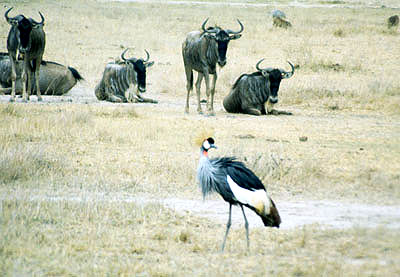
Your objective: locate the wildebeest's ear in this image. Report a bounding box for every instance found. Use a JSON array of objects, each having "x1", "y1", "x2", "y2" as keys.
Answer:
[
  {"x1": 145, "y1": 61, "x2": 154, "y2": 68},
  {"x1": 7, "y1": 18, "x2": 18, "y2": 26},
  {"x1": 260, "y1": 70, "x2": 269, "y2": 77},
  {"x1": 204, "y1": 34, "x2": 216, "y2": 40},
  {"x1": 32, "y1": 23, "x2": 42, "y2": 29},
  {"x1": 229, "y1": 34, "x2": 242, "y2": 40}
]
